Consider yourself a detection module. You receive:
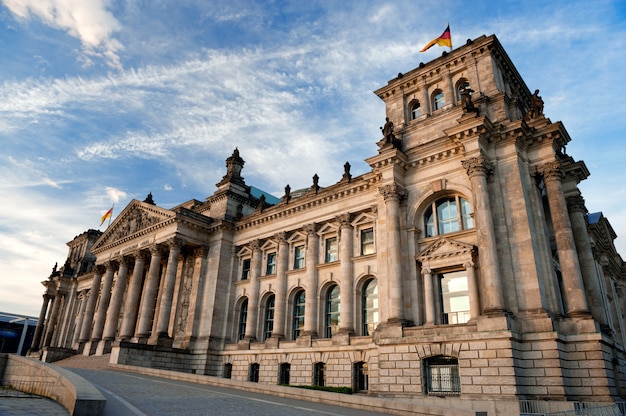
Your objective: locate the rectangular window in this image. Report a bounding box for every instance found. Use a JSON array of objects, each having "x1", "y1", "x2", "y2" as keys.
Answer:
[
  {"x1": 325, "y1": 237, "x2": 338, "y2": 263},
  {"x1": 294, "y1": 245, "x2": 305, "y2": 269},
  {"x1": 360, "y1": 228, "x2": 374, "y2": 255},
  {"x1": 440, "y1": 271, "x2": 470, "y2": 325},
  {"x1": 241, "y1": 258, "x2": 250, "y2": 280},
  {"x1": 266, "y1": 252, "x2": 276, "y2": 275}
]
